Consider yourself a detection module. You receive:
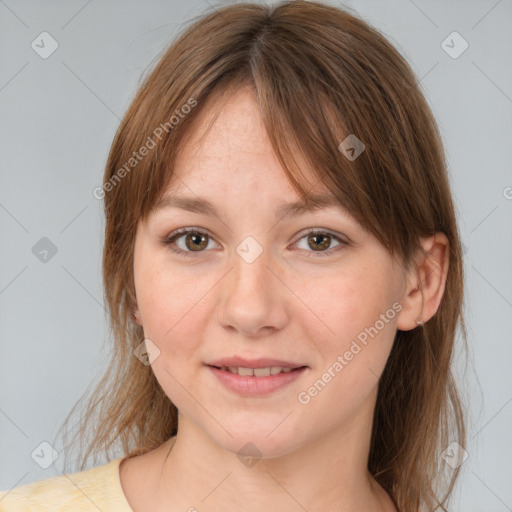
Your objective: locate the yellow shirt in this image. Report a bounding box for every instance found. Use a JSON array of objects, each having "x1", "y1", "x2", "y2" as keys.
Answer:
[{"x1": 0, "y1": 457, "x2": 133, "y2": 511}]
